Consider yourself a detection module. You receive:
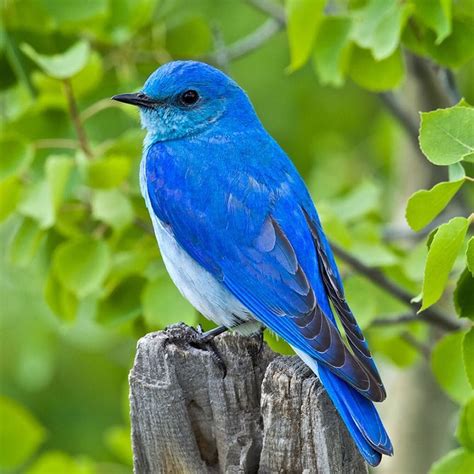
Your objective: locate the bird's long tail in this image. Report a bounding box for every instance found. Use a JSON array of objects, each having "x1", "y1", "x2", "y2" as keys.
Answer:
[{"x1": 292, "y1": 346, "x2": 393, "y2": 467}]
